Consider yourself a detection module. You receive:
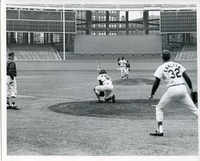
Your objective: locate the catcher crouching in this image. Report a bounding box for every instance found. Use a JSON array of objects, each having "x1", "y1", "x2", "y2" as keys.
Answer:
[{"x1": 94, "y1": 69, "x2": 115, "y2": 103}]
